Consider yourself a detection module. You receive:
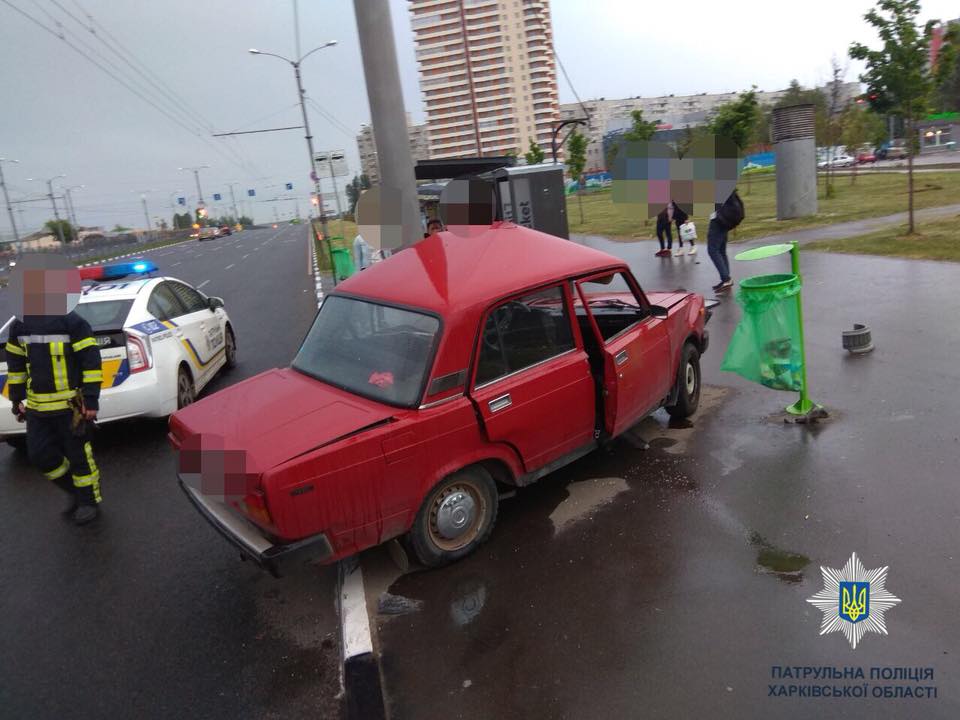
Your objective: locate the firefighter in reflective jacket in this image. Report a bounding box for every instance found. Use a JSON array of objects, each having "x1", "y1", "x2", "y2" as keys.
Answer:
[{"x1": 5, "y1": 312, "x2": 104, "y2": 525}]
